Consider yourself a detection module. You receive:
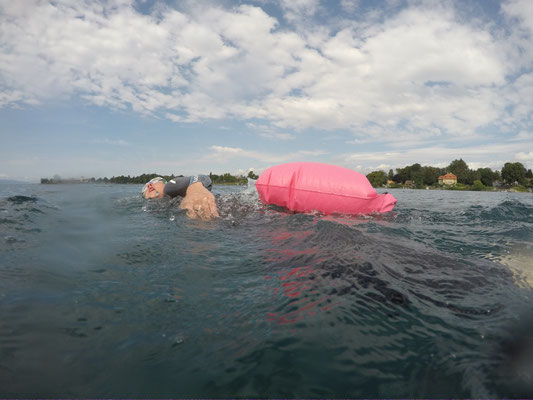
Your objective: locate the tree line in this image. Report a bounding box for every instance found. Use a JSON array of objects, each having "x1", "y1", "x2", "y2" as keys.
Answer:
[
  {"x1": 38, "y1": 160, "x2": 532, "y2": 190},
  {"x1": 366, "y1": 159, "x2": 533, "y2": 189},
  {"x1": 41, "y1": 171, "x2": 259, "y2": 185}
]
